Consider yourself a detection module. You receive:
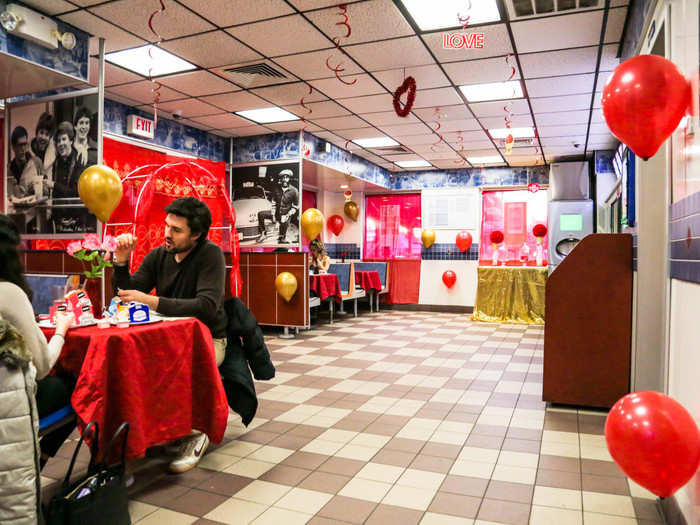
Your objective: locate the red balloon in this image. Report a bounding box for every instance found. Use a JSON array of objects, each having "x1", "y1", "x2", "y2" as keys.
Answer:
[
  {"x1": 442, "y1": 270, "x2": 456, "y2": 288},
  {"x1": 602, "y1": 55, "x2": 690, "y2": 160},
  {"x1": 456, "y1": 231, "x2": 473, "y2": 253},
  {"x1": 605, "y1": 391, "x2": 700, "y2": 498},
  {"x1": 327, "y1": 214, "x2": 344, "y2": 236}
]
